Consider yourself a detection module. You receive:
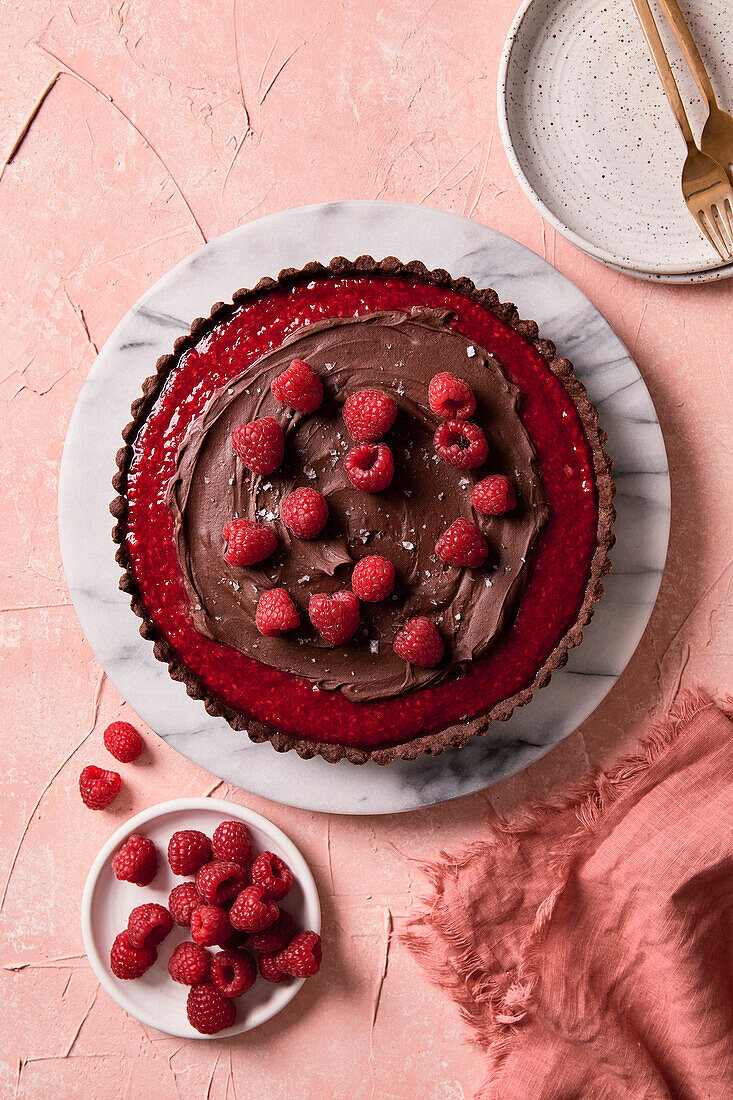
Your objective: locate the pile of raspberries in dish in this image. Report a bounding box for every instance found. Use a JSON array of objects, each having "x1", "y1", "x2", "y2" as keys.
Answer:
[
  {"x1": 109, "y1": 818, "x2": 321, "y2": 1034},
  {"x1": 223, "y1": 361, "x2": 517, "y2": 669}
]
